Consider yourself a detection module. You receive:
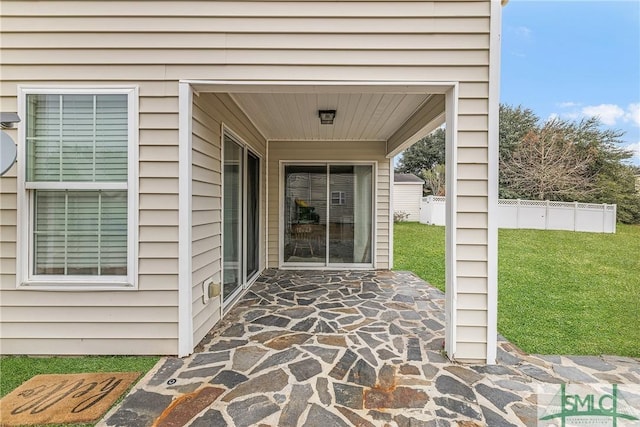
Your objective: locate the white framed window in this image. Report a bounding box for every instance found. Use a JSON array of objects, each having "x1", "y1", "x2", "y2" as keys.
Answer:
[
  {"x1": 17, "y1": 87, "x2": 138, "y2": 290},
  {"x1": 331, "y1": 191, "x2": 346, "y2": 205}
]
